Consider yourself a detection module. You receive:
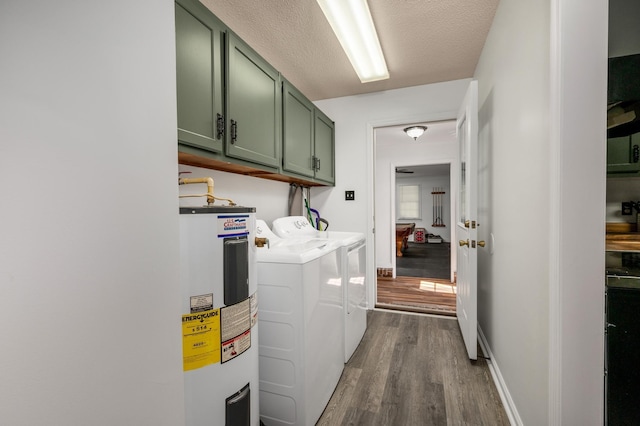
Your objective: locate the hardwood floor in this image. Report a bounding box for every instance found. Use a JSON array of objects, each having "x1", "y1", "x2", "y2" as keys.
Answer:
[
  {"x1": 380, "y1": 241, "x2": 456, "y2": 315},
  {"x1": 377, "y1": 276, "x2": 456, "y2": 316},
  {"x1": 317, "y1": 310, "x2": 509, "y2": 426}
]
